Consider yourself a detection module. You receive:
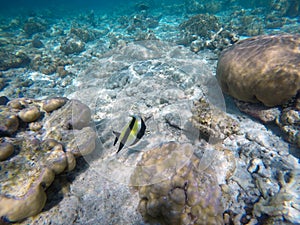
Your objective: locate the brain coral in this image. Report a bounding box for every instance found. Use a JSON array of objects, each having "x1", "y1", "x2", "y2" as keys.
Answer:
[
  {"x1": 216, "y1": 34, "x2": 300, "y2": 107},
  {"x1": 131, "y1": 142, "x2": 224, "y2": 225}
]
